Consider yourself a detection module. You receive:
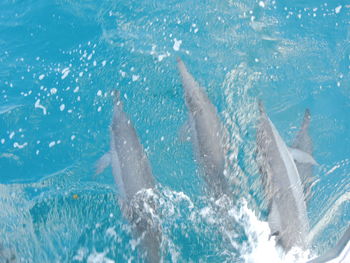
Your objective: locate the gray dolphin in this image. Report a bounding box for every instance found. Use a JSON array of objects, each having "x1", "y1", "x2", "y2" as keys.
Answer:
[
  {"x1": 96, "y1": 91, "x2": 161, "y2": 263},
  {"x1": 307, "y1": 224, "x2": 350, "y2": 263},
  {"x1": 257, "y1": 102, "x2": 315, "y2": 251},
  {"x1": 177, "y1": 58, "x2": 229, "y2": 199},
  {"x1": 292, "y1": 109, "x2": 318, "y2": 201}
]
